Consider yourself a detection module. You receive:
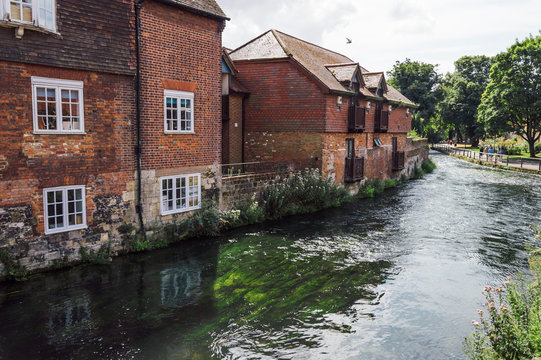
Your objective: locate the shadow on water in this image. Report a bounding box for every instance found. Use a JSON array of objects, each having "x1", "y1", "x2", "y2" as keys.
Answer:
[{"x1": 0, "y1": 151, "x2": 540, "y2": 359}]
